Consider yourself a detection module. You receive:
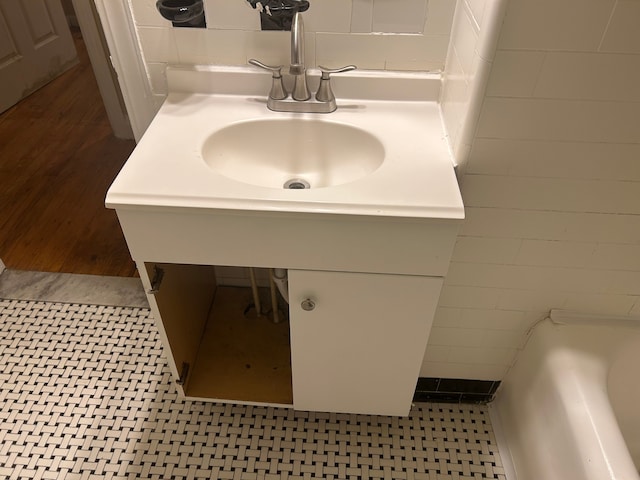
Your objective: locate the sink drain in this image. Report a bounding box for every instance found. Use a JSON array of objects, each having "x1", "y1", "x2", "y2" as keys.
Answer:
[{"x1": 283, "y1": 178, "x2": 310, "y2": 190}]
